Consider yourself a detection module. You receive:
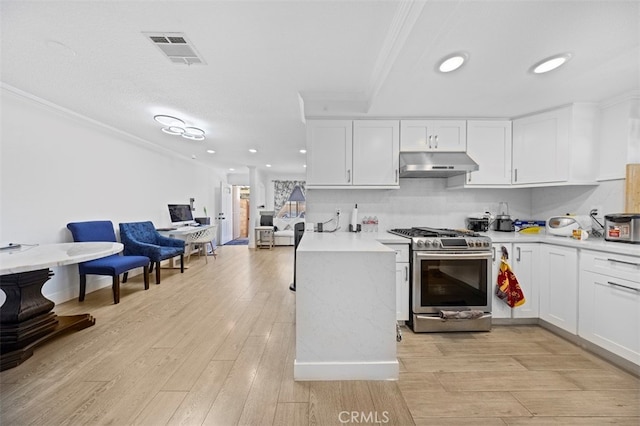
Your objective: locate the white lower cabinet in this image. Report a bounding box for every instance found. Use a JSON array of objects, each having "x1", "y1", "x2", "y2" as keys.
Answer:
[
  {"x1": 579, "y1": 250, "x2": 640, "y2": 365},
  {"x1": 539, "y1": 245, "x2": 578, "y2": 333},
  {"x1": 511, "y1": 243, "x2": 539, "y2": 319},
  {"x1": 491, "y1": 243, "x2": 513, "y2": 319},
  {"x1": 386, "y1": 243, "x2": 410, "y2": 322}
]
